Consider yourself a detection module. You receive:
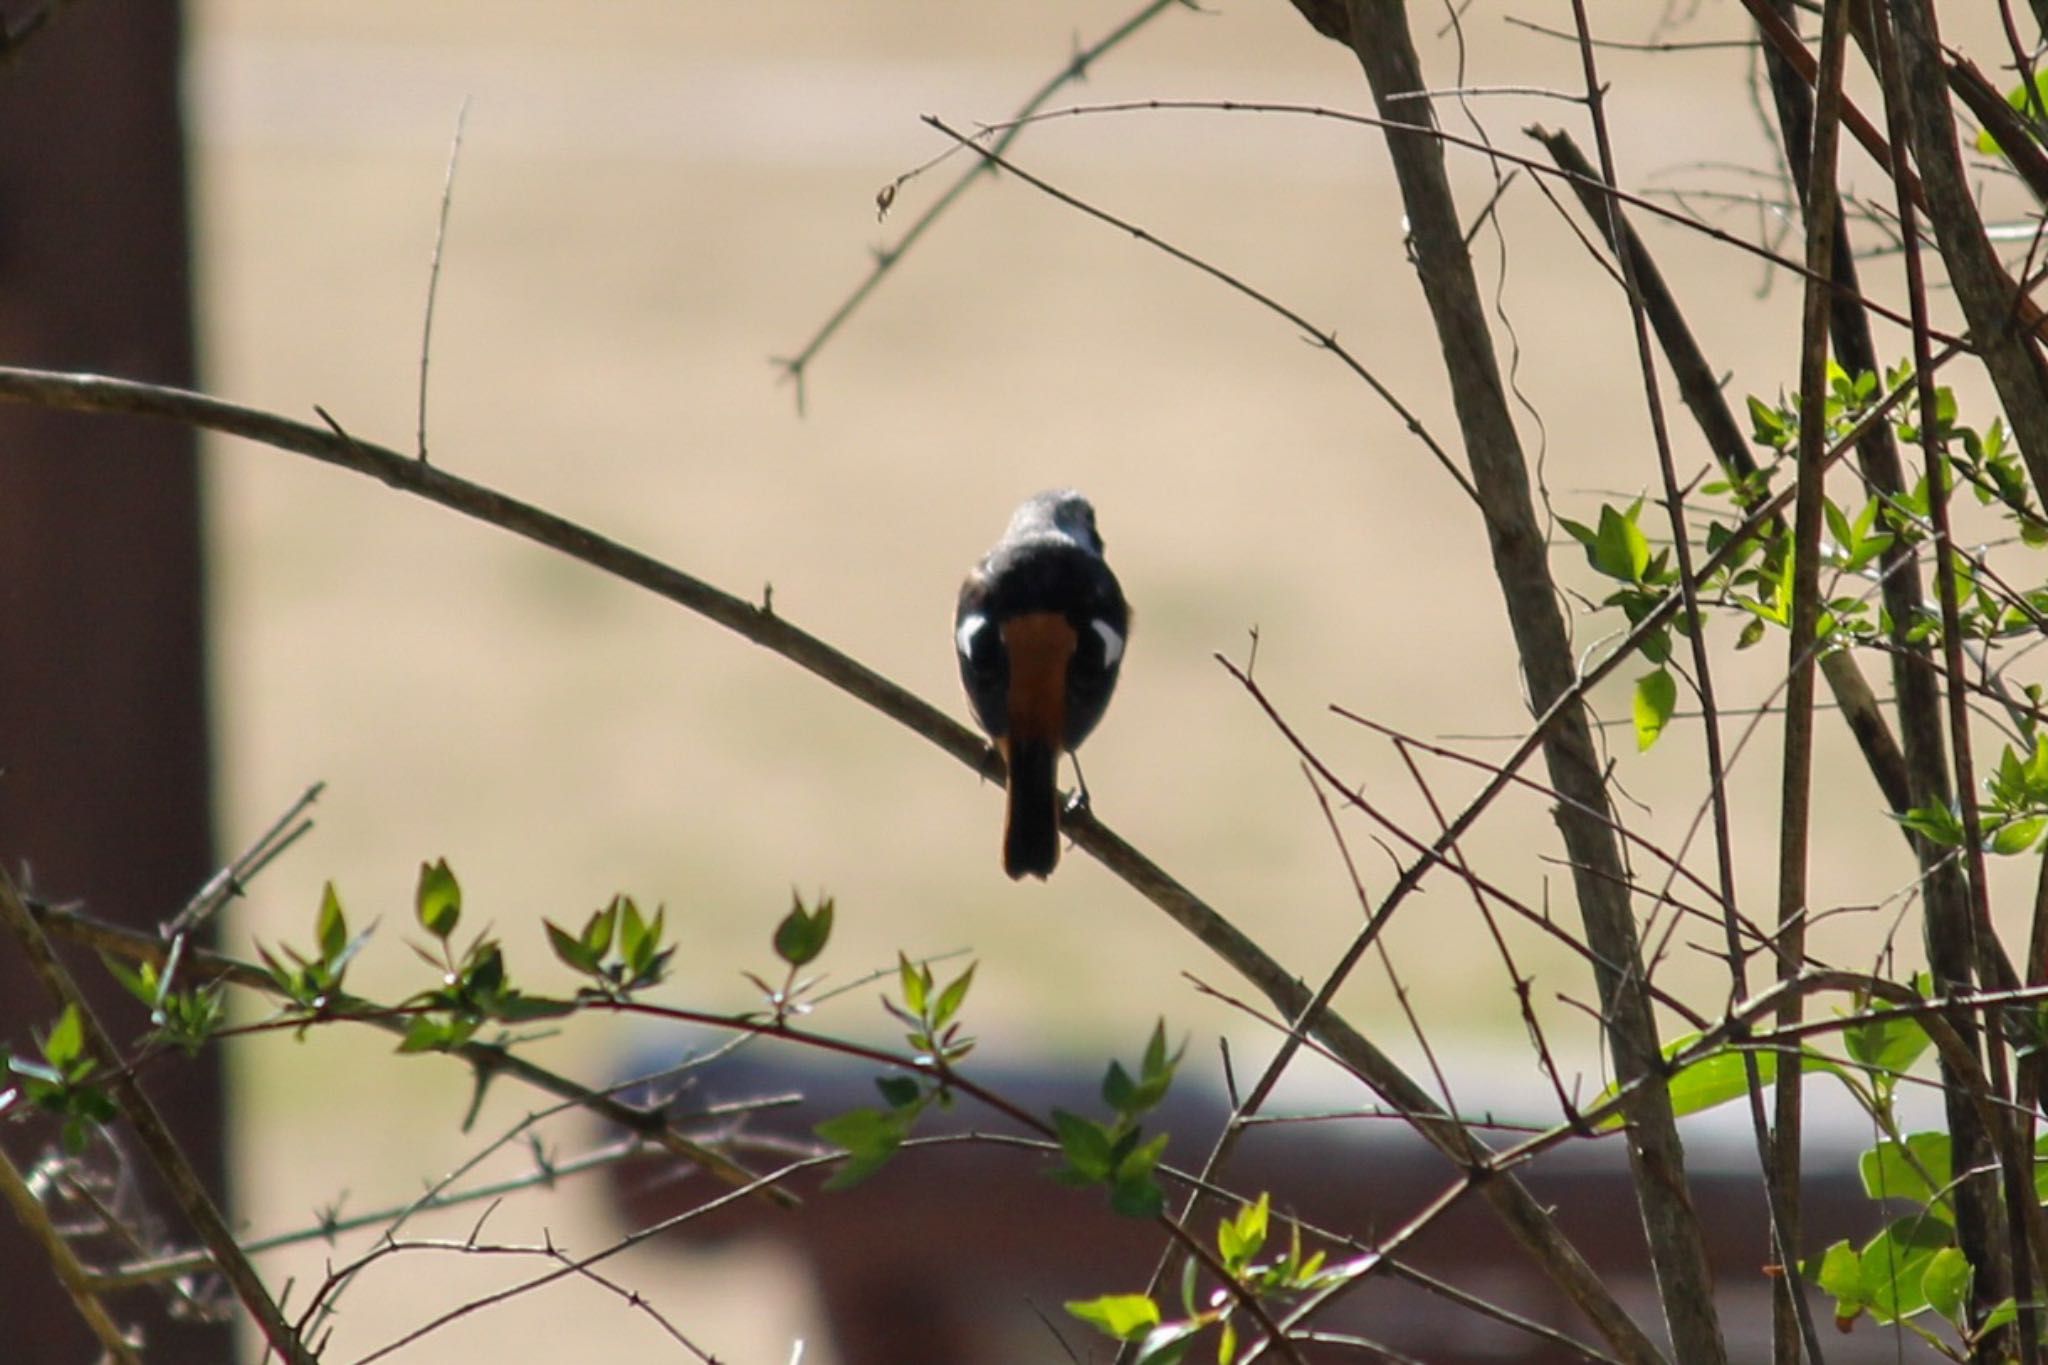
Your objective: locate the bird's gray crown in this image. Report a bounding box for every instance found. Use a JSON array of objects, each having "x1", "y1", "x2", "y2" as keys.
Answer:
[{"x1": 1005, "y1": 488, "x2": 1103, "y2": 556}]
